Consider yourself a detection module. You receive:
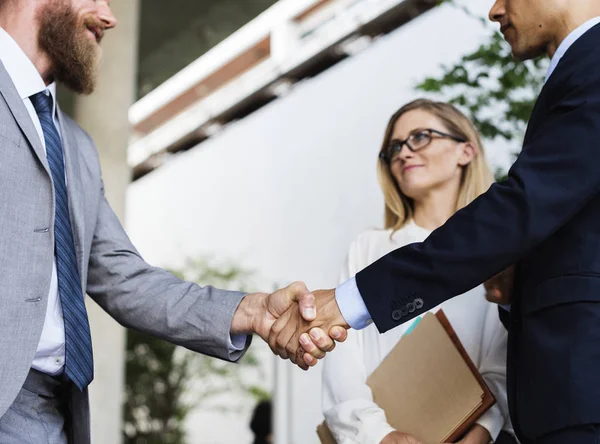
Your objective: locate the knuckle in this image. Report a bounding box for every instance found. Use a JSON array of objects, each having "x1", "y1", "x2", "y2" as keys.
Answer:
[
  {"x1": 336, "y1": 332, "x2": 348, "y2": 343},
  {"x1": 302, "y1": 339, "x2": 315, "y2": 352},
  {"x1": 318, "y1": 336, "x2": 331, "y2": 349},
  {"x1": 290, "y1": 281, "x2": 303, "y2": 291},
  {"x1": 311, "y1": 346, "x2": 324, "y2": 357},
  {"x1": 276, "y1": 337, "x2": 287, "y2": 350},
  {"x1": 322, "y1": 335, "x2": 334, "y2": 346}
]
